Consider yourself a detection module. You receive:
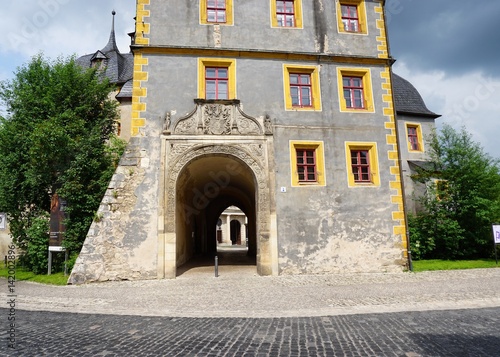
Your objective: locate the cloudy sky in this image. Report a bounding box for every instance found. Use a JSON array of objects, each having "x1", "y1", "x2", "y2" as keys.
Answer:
[
  {"x1": 1, "y1": 0, "x2": 499, "y2": 158},
  {"x1": 387, "y1": 0, "x2": 500, "y2": 159}
]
